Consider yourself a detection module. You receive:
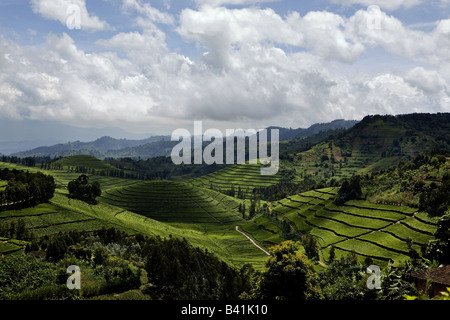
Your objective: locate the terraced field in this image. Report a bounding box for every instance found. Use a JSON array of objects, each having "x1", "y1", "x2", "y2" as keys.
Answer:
[
  {"x1": 0, "y1": 162, "x2": 271, "y2": 269},
  {"x1": 0, "y1": 158, "x2": 441, "y2": 271},
  {"x1": 252, "y1": 187, "x2": 438, "y2": 266},
  {"x1": 99, "y1": 180, "x2": 271, "y2": 268},
  {"x1": 53, "y1": 155, "x2": 118, "y2": 172},
  {"x1": 189, "y1": 163, "x2": 281, "y2": 197},
  {"x1": 100, "y1": 180, "x2": 244, "y2": 225},
  {"x1": 0, "y1": 161, "x2": 140, "y2": 193},
  {"x1": 53, "y1": 172, "x2": 139, "y2": 193},
  {"x1": 0, "y1": 238, "x2": 27, "y2": 255},
  {"x1": 0, "y1": 202, "x2": 126, "y2": 237}
]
